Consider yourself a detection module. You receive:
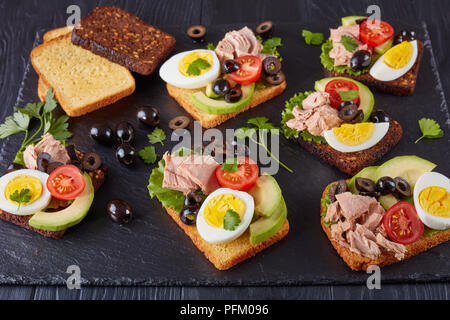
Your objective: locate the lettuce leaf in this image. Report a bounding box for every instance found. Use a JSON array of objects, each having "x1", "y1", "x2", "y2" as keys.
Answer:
[
  {"x1": 320, "y1": 185, "x2": 338, "y2": 227},
  {"x1": 147, "y1": 160, "x2": 186, "y2": 214},
  {"x1": 320, "y1": 39, "x2": 370, "y2": 76}
]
